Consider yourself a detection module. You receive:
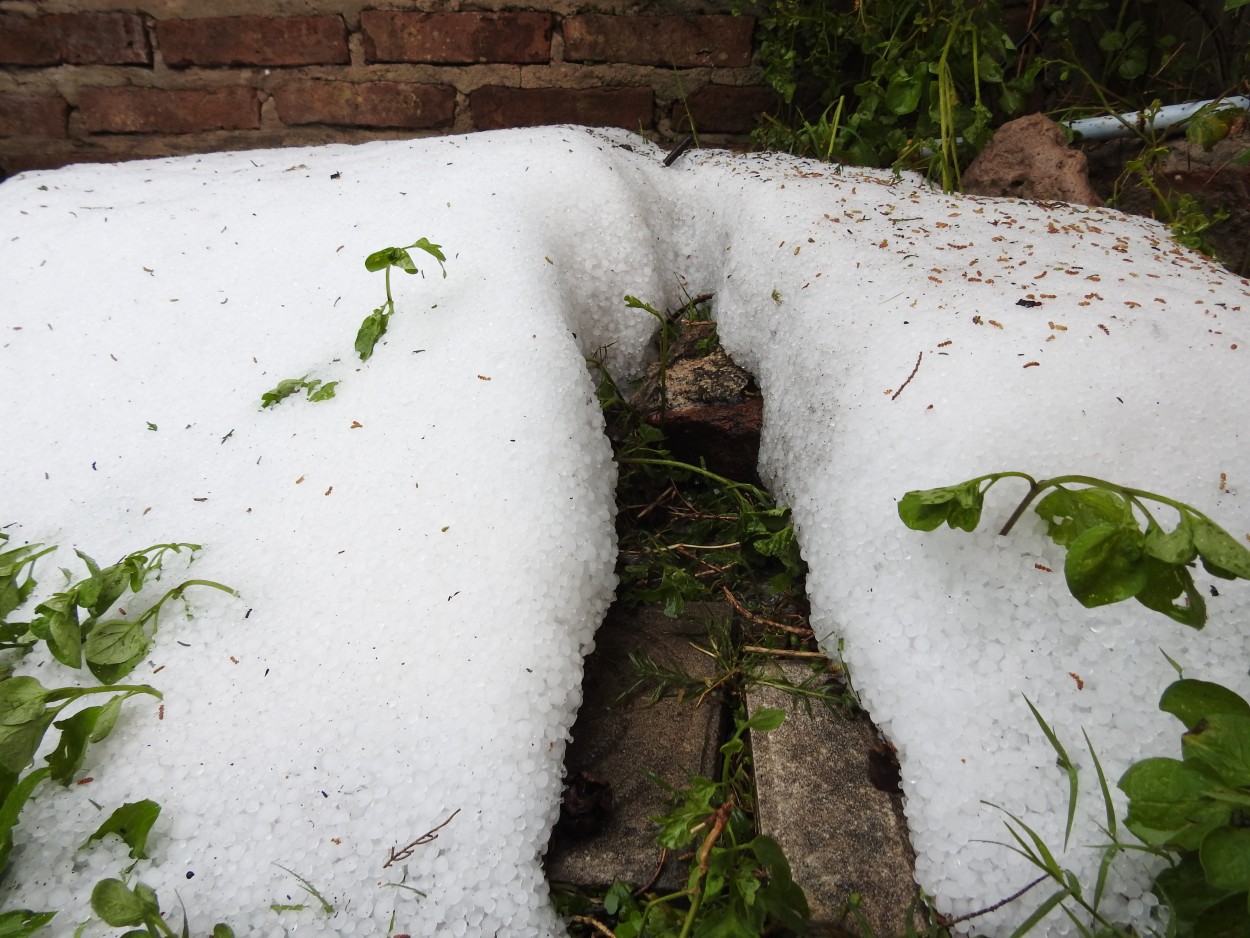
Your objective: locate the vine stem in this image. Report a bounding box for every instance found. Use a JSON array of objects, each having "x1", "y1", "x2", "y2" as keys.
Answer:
[{"x1": 997, "y1": 473, "x2": 1198, "y2": 537}]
